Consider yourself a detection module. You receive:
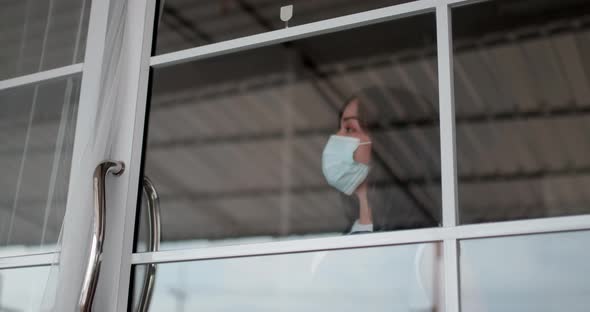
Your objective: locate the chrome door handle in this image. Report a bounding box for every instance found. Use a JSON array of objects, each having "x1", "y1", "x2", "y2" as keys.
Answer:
[
  {"x1": 137, "y1": 176, "x2": 161, "y2": 312},
  {"x1": 79, "y1": 161, "x2": 125, "y2": 312}
]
